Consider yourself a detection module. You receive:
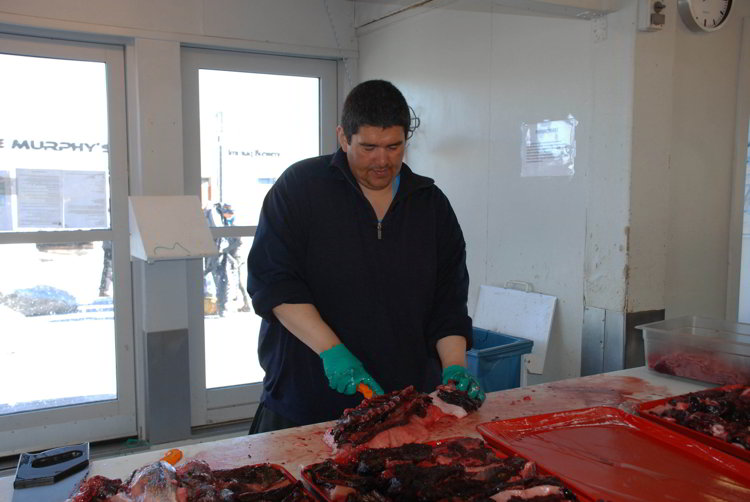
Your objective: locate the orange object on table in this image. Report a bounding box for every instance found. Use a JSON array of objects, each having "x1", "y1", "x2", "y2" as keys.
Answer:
[{"x1": 160, "y1": 448, "x2": 183, "y2": 465}]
